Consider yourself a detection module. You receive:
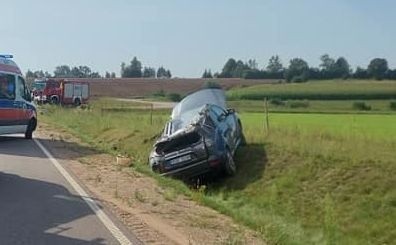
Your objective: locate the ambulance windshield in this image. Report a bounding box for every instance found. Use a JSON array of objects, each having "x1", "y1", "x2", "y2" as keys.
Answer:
[{"x1": 0, "y1": 73, "x2": 16, "y2": 100}]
